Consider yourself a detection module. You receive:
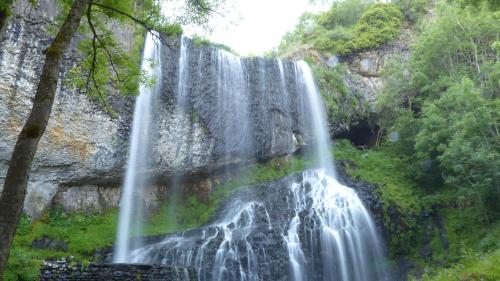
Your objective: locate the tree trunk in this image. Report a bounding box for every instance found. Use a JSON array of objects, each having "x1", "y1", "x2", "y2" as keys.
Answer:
[{"x1": 0, "y1": 0, "x2": 89, "y2": 278}]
